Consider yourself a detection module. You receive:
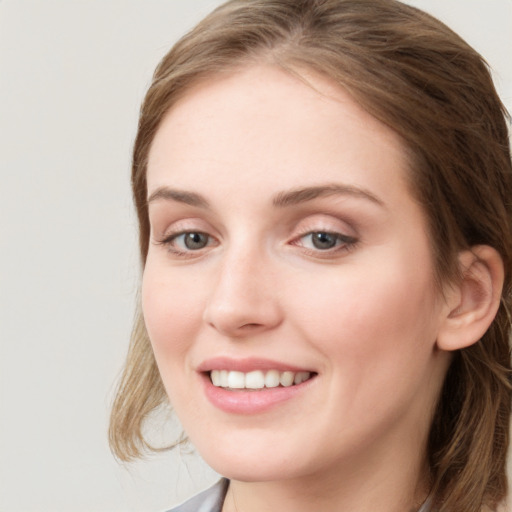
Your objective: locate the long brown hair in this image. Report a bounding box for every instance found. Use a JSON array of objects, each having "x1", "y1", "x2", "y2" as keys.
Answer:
[{"x1": 109, "y1": 1, "x2": 512, "y2": 510}]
